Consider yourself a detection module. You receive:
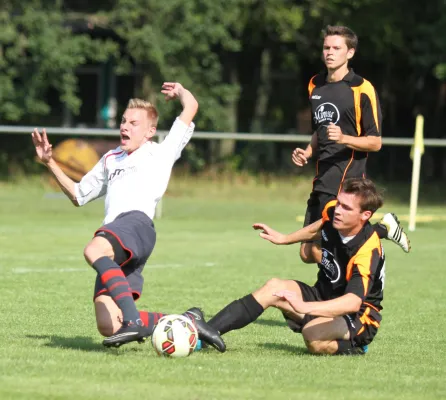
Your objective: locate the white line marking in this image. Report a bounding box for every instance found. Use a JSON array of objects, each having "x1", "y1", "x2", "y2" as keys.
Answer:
[{"x1": 10, "y1": 262, "x2": 217, "y2": 274}]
